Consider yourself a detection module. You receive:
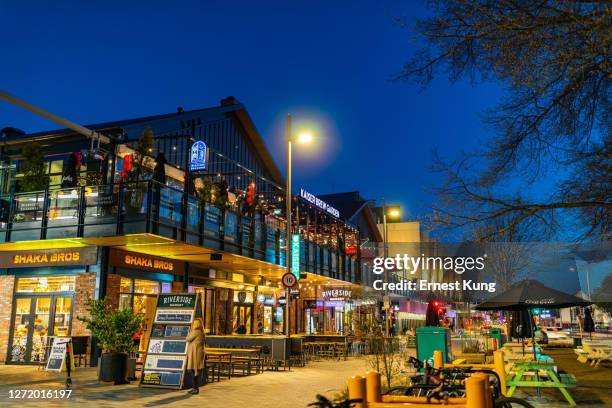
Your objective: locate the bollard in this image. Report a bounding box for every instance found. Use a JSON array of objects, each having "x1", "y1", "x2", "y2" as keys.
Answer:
[
  {"x1": 473, "y1": 372, "x2": 493, "y2": 408},
  {"x1": 365, "y1": 370, "x2": 382, "y2": 403},
  {"x1": 433, "y1": 350, "x2": 444, "y2": 369},
  {"x1": 347, "y1": 375, "x2": 367, "y2": 408},
  {"x1": 465, "y1": 375, "x2": 487, "y2": 408},
  {"x1": 493, "y1": 350, "x2": 507, "y2": 396}
]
